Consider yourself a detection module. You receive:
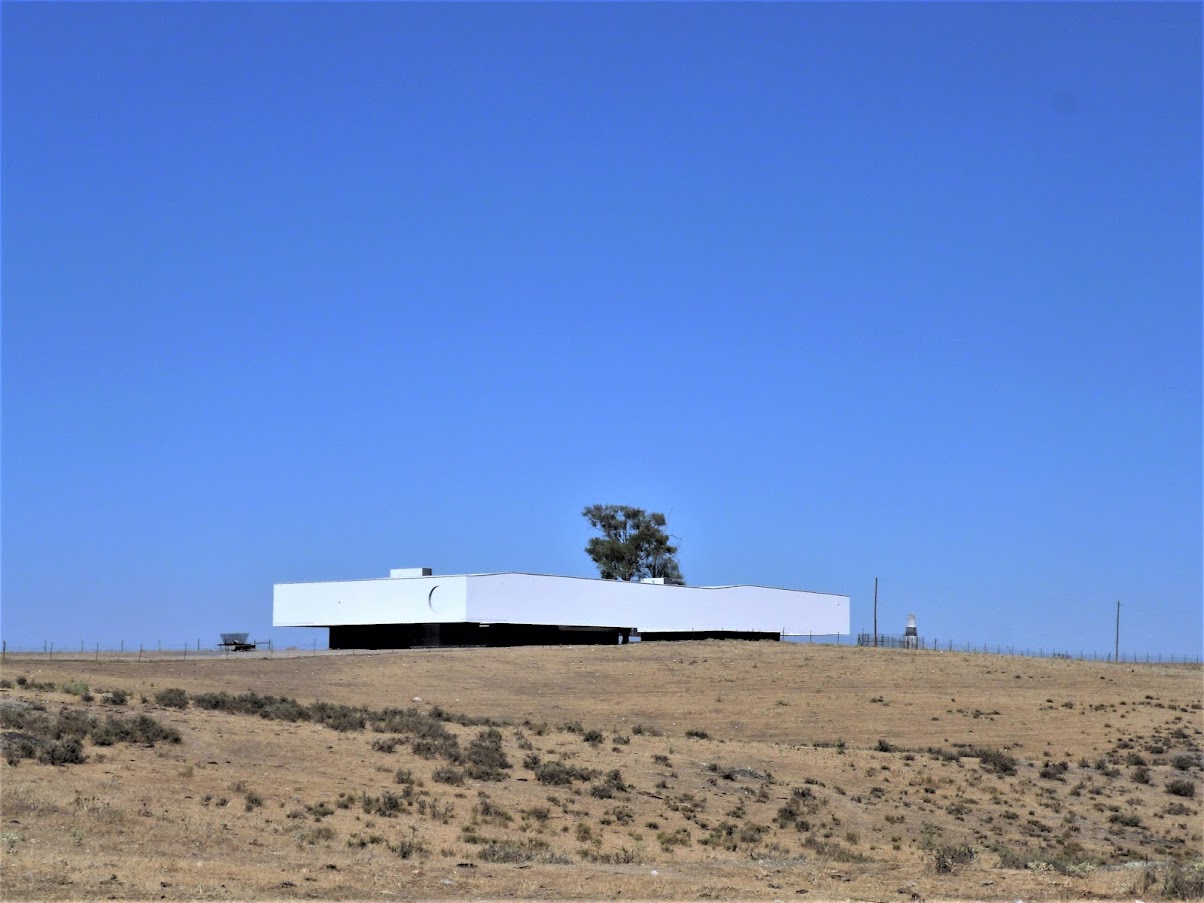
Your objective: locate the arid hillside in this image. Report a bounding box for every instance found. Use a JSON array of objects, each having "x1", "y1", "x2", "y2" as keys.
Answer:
[{"x1": 1, "y1": 641, "x2": 1200, "y2": 900}]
